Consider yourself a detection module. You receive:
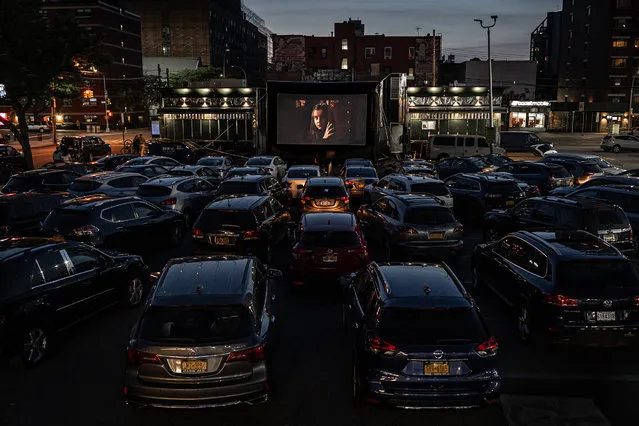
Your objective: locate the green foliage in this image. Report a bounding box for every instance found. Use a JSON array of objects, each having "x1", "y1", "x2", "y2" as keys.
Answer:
[{"x1": 169, "y1": 67, "x2": 223, "y2": 87}]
